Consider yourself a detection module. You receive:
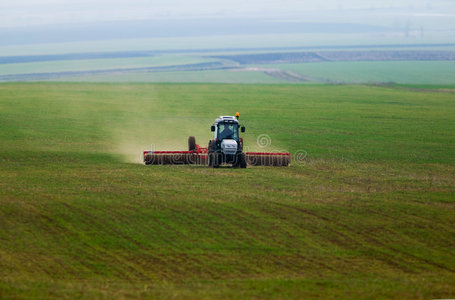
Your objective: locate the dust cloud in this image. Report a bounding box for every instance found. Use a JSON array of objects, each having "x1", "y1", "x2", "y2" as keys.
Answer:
[{"x1": 109, "y1": 118, "x2": 210, "y2": 164}]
